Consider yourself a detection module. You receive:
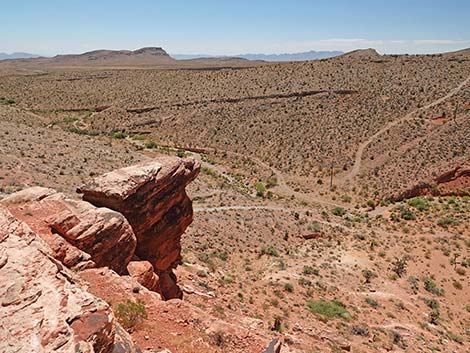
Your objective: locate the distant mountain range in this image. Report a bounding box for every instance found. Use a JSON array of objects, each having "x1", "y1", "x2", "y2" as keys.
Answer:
[
  {"x1": 0, "y1": 47, "x2": 265, "y2": 70},
  {"x1": 0, "y1": 52, "x2": 42, "y2": 60},
  {"x1": 172, "y1": 50, "x2": 344, "y2": 62},
  {"x1": 1, "y1": 50, "x2": 343, "y2": 63}
]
